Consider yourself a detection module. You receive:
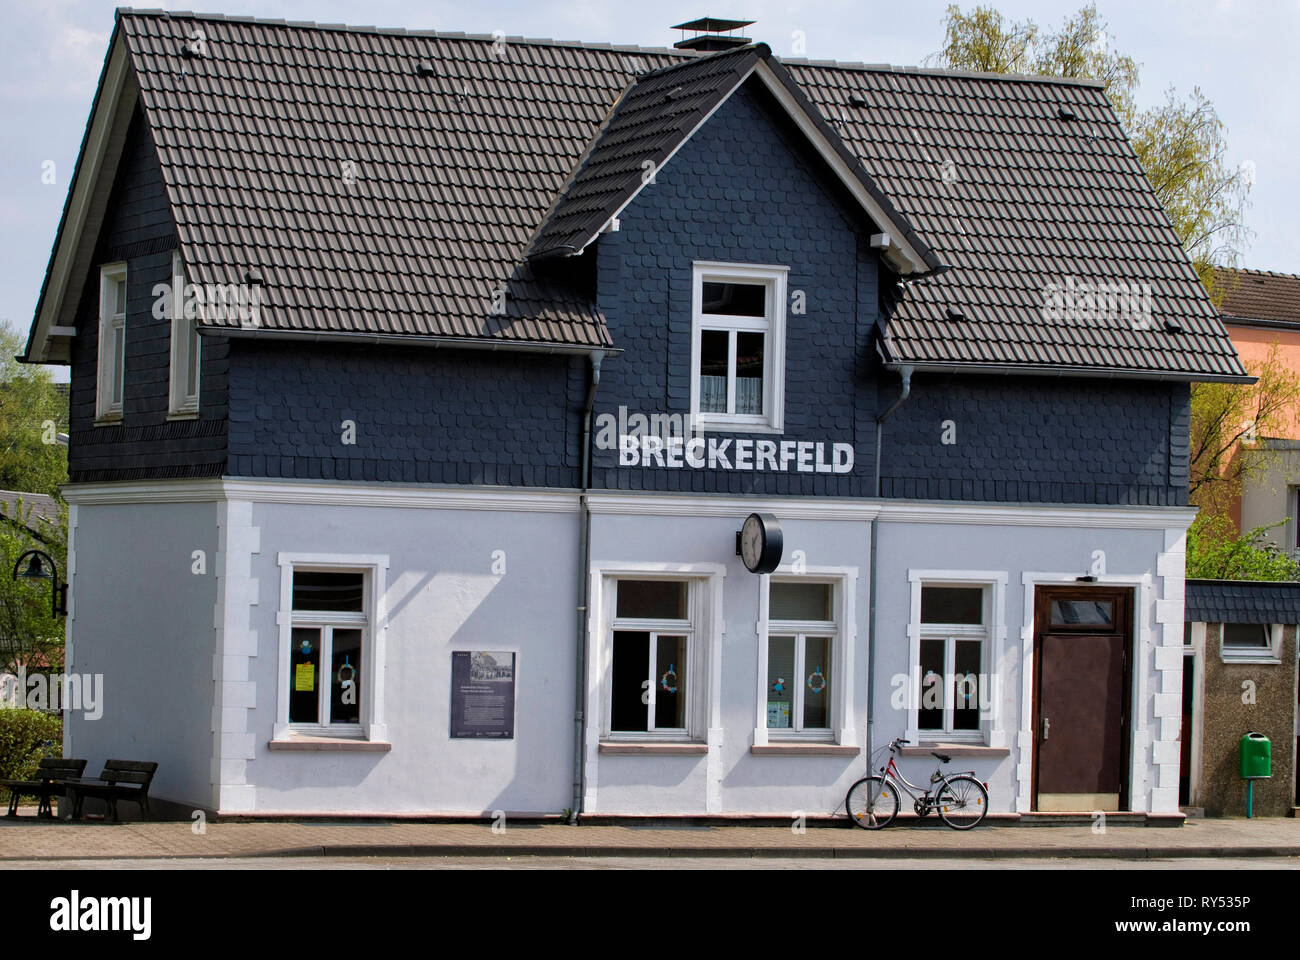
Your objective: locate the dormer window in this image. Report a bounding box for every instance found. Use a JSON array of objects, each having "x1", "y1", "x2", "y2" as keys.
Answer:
[
  {"x1": 95, "y1": 264, "x2": 127, "y2": 422},
  {"x1": 690, "y1": 262, "x2": 787, "y2": 432}
]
